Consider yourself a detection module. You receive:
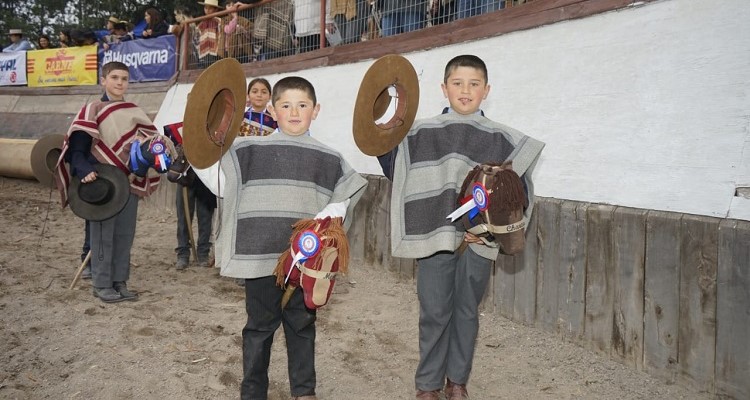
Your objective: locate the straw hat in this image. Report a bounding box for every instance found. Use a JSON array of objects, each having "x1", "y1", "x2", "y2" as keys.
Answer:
[
  {"x1": 182, "y1": 58, "x2": 246, "y2": 169},
  {"x1": 68, "y1": 164, "x2": 130, "y2": 221},
  {"x1": 197, "y1": 0, "x2": 224, "y2": 9},
  {"x1": 8, "y1": 29, "x2": 23, "y2": 35},
  {"x1": 352, "y1": 54, "x2": 419, "y2": 156},
  {"x1": 30, "y1": 134, "x2": 64, "y2": 188},
  {"x1": 108, "y1": 16, "x2": 120, "y2": 24}
]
